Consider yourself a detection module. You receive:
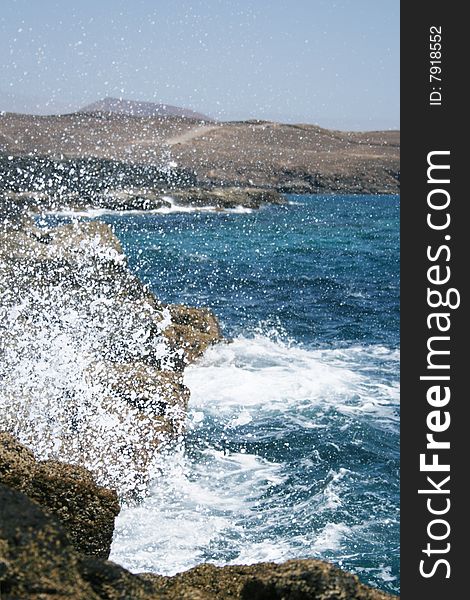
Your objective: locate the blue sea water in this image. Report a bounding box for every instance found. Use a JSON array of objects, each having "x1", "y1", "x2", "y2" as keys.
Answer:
[{"x1": 45, "y1": 194, "x2": 400, "y2": 593}]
